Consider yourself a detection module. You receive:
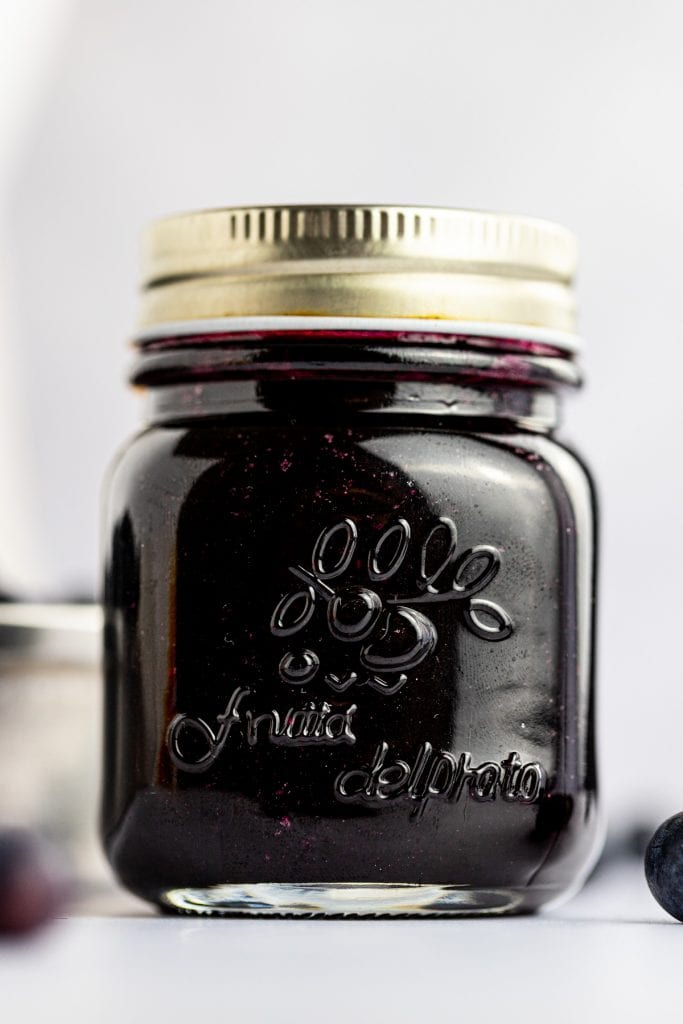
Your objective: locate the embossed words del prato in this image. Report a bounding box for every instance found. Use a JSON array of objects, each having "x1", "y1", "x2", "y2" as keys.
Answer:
[
  {"x1": 167, "y1": 686, "x2": 546, "y2": 818},
  {"x1": 335, "y1": 741, "x2": 546, "y2": 818}
]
